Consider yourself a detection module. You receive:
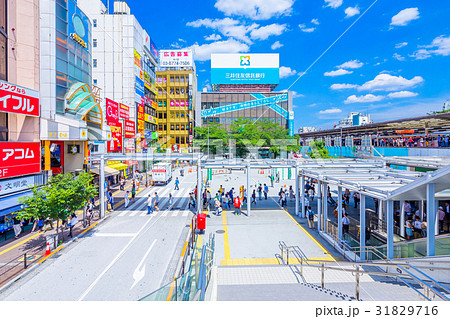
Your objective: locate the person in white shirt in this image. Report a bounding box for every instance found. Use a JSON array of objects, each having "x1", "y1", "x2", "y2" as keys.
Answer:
[
  {"x1": 147, "y1": 194, "x2": 153, "y2": 215},
  {"x1": 342, "y1": 213, "x2": 350, "y2": 234},
  {"x1": 124, "y1": 191, "x2": 130, "y2": 208},
  {"x1": 69, "y1": 213, "x2": 78, "y2": 238}
]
